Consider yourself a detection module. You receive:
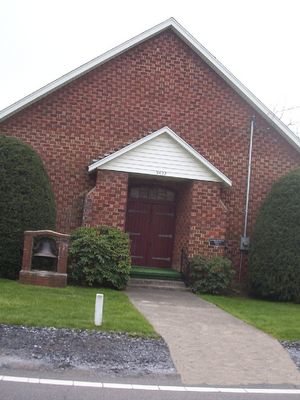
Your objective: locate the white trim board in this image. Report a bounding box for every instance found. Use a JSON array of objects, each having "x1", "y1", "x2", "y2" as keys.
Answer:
[
  {"x1": 1, "y1": 18, "x2": 299, "y2": 152},
  {"x1": 88, "y1": 126, "x2": 232, "y2": 186}
]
